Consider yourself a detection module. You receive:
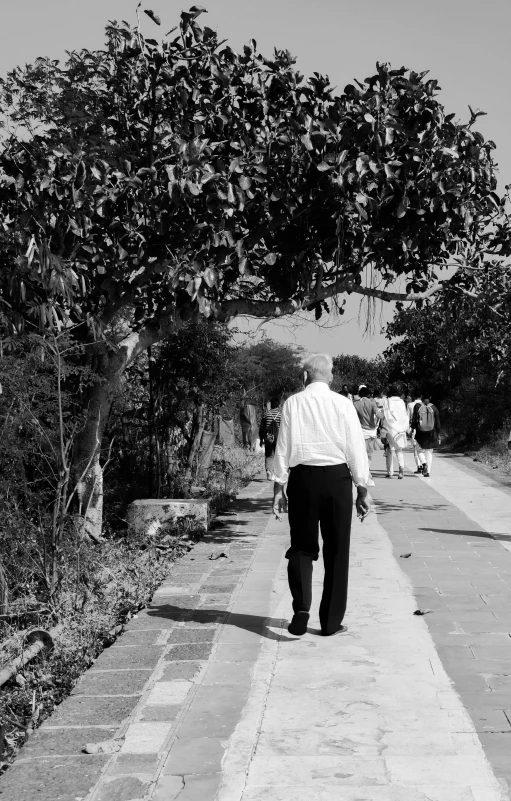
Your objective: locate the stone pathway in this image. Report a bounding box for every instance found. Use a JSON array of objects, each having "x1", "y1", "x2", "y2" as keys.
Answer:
[{"x1": 1, "y1": 451, "x2": 511, "y2": 800}]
